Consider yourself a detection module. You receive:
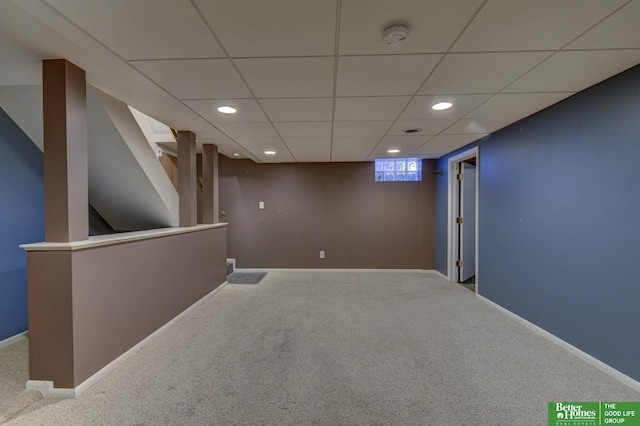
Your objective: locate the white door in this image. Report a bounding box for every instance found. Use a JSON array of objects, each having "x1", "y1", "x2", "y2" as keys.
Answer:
[{"x1": 460, "y1": 162, "x2": 476, "y2": 282}]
